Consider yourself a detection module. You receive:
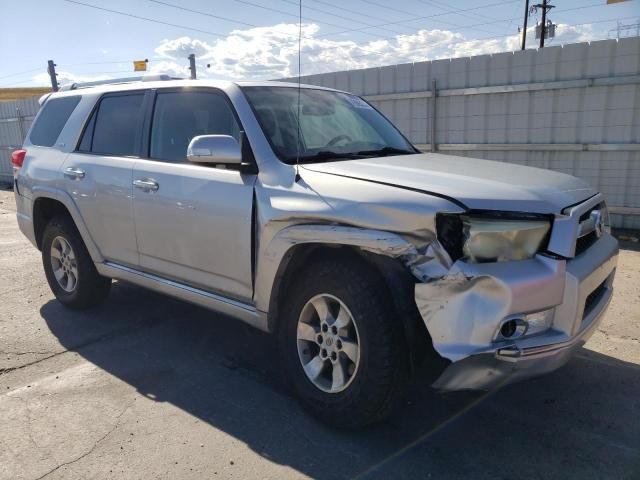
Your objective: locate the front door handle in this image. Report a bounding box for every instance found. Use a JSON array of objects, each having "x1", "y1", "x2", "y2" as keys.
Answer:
[
  {"x1": 133, "y1": 178, "x2": 159, "y2": 192},
  {"x1": 64, "y1": 167, "x2": 85, "y2": 180}
]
